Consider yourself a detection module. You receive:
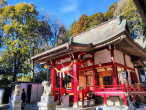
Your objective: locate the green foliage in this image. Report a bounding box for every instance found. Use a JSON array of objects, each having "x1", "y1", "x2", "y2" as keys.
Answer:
[
  {"x1": 122, "y1": 0, "x2": 146, "y2": 39},
  {"x1": 33, "y1": 69, "x2": 50, "y2": 83},
  {"x1": 0, "y1": 3, "x2": 38, "y2": 81},
  {"x1": 68, "y1": 21, "x2": 77, "y2": 37},
  {"x1": 0, "y1": 0, "x2": 7, "y2": 8},
  {"x1": 73, "y1": 14, "x2": 89, "y2": 35},
  {"x1": 17, "y1": 74, "x2": 31, "y2": 82},
  {"x1": 104, "y1": 2, "x2": 117, "y2": 20},
  {"x1": 68, "y1": 2, "x2": 117, "y2": 36},
  {"x1": 88, "y1": 12, "x2": 105, "y2": 28}
]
